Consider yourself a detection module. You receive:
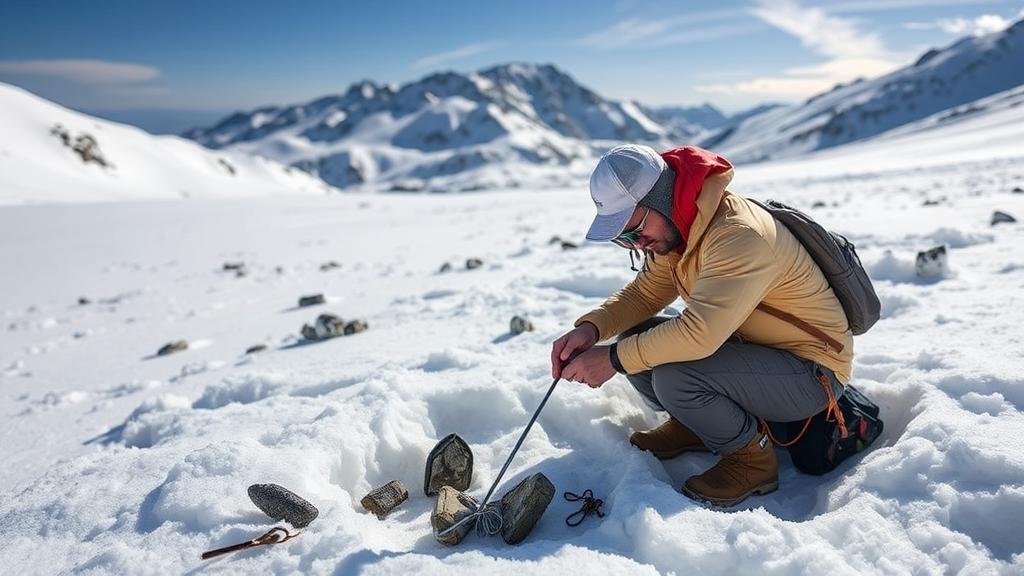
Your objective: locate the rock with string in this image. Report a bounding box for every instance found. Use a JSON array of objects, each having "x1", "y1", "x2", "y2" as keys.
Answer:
[
  {"x1": 247, "y1": 483, "x2": 319, "y2": 528},
  {"x1": 499, "y1": 472, "x2": 555, "y2": 544},
  {"x1": 424, "y1": 433, "x2": 473, "y2": 496},
  {"x1": 431, "y1": 486, "x2": 479, "y2": 545}
]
